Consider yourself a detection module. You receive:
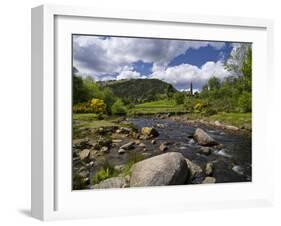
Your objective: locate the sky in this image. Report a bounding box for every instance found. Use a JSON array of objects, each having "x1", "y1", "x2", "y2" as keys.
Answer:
[{"x1": 73, "y1": 35, "x2": 242, "y2": 91}]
